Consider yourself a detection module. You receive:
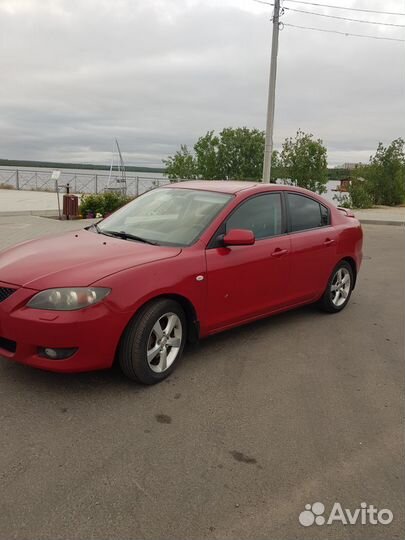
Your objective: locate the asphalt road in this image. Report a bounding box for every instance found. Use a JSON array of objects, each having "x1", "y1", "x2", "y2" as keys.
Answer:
[{"x1": 0, "y1": 217, "x2": 404, "y2": 540}]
